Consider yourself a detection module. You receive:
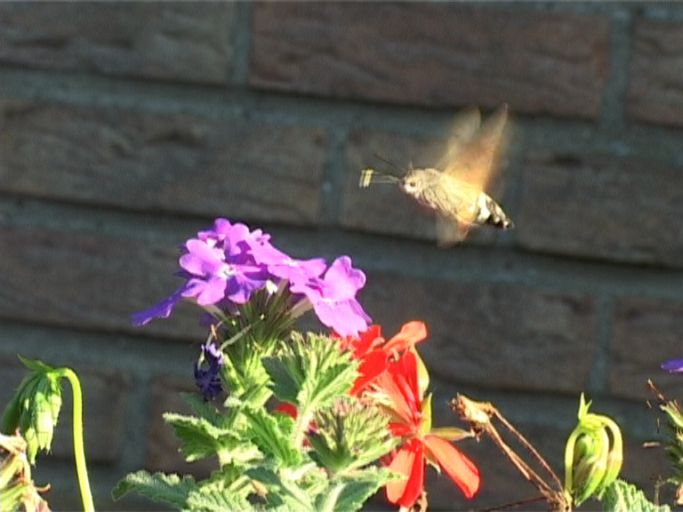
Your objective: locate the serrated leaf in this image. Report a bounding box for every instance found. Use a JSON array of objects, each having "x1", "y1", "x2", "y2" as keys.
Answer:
[
  {"x1": 182, "y1": 393, "x2": 224, "y2": 426},
  {"x1": 261, "y1": 357, "x2": 299, "y2": 405},
  {"x1": 247, "y1": 466, "x2": 319, "y2": 512},
  {"x1": 264, "y1": 333, "x2": 357, "y2": 410},
  {"x1": 111, "y1": 471, "x2": 196, "y2": 507},
  {"x1": 164, "y1": 413, "x2": 261, "y2": 465},
  {"x1": 243, "y1": 407, "x2": 301, "y2": 467},
  {"x1": 601, "y1": 479, "x2": 670, "y2": 512},
  {"x1": 264, "y1": 333, "x2": 358, "y2": 450},
  {"x1": 319, "y1": 467, "x2": 400, "y2": 512},
  {"x1": 186, "y1": 485, "x2": 251, "y2": 511}
]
